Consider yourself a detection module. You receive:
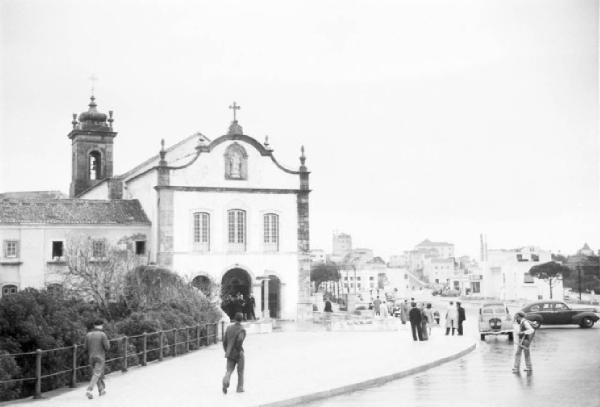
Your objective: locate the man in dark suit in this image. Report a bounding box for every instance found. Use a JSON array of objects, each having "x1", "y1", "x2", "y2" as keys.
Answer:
[
  {"x1": 222, "y1": 312, "x2": 246, "y2": 394},
  {"x1": 408, "y1": 302, "x2": 424, "y2": 341},
  {"x1": 457, "y1": 301, "x2": 466, "y2": 336}
]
